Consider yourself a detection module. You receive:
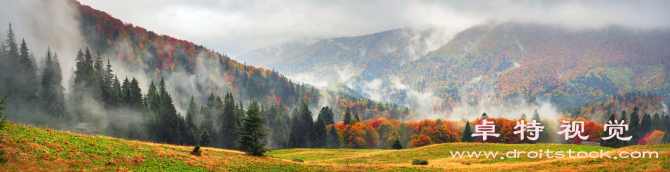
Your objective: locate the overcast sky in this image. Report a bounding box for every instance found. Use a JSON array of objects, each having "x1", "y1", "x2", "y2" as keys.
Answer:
[{"x1": 73, "y1": 0, "x2": 670, "y2": 57}]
